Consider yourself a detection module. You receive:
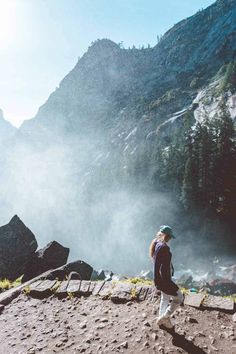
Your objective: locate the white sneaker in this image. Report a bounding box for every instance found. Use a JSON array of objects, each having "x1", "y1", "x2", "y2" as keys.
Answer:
[{"x1": 156, "y1": 316, "x2": 174, "y2": 329}]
